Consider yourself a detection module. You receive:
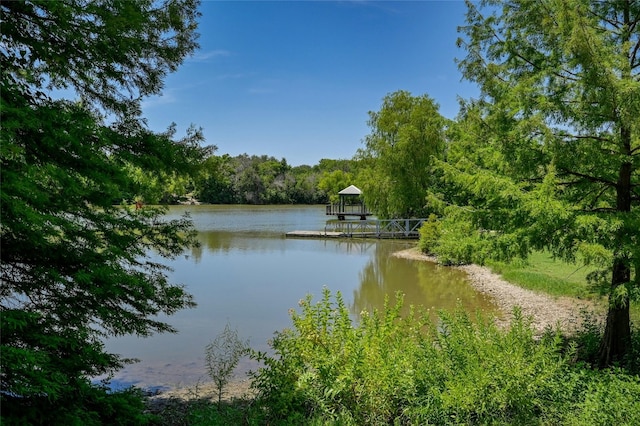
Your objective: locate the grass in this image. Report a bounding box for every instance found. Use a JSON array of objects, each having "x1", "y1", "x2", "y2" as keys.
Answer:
[
  {"x1": 486, "y1": 251, "x2": 598, "y2": 299},
  {"x1": 486, "y1": 251, "x2": 639, "y2": 324}
]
